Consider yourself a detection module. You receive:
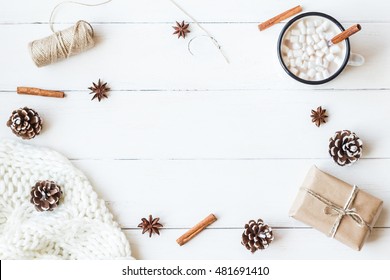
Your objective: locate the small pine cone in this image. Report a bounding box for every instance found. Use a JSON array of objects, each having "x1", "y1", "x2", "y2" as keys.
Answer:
[
  {"x1": 242, "y1": 219, "x2": 274, "y2": 253},
  {"x1": 30, "y1": 181, "x2": 62, "y2": 212},
  {"x1": 329, "y1": 130, "x2": 363, "y2": 166},
  {"x1": 6, "y1": 107, "x2": 42, "y2": 140}
]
